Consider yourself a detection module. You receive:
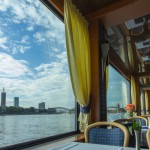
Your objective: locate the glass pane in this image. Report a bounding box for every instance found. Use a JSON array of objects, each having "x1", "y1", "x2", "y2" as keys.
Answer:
[
  {"x1": 106, "y1": 27, "x2": 128, "y2": 66},
  {"x1": 107, "y1": 65, "x2": 131, "y2": 121},
  {"x1": 0, "y1": 0, "x2": 76, "y2": 148}
]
